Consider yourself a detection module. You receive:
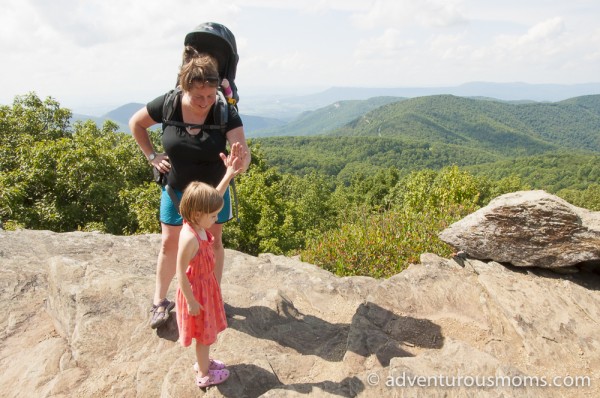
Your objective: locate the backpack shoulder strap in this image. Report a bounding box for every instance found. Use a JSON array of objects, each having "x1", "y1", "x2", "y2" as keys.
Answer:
[
  {"x1": 162, "y1": 88, "x2": 229, "y2": 133},
  {"x1": 162, "y1": 88, "x2": 181, "y2": 126}
]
